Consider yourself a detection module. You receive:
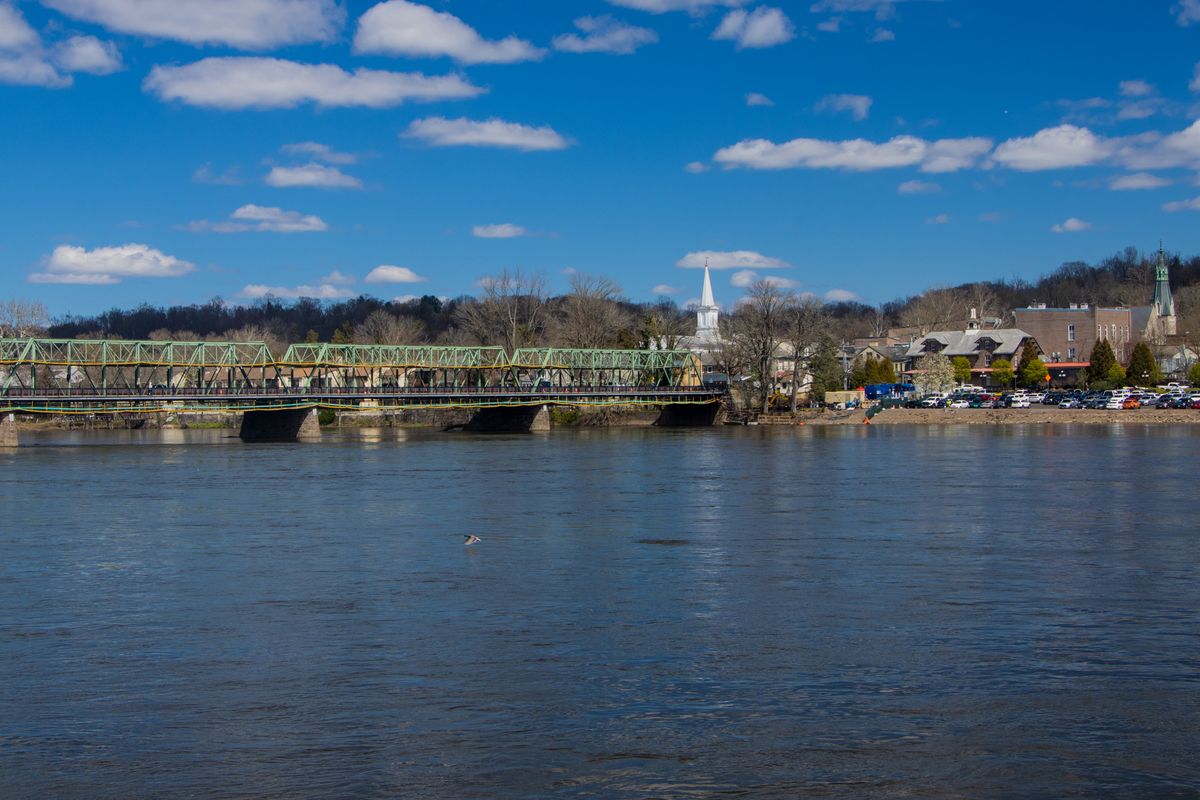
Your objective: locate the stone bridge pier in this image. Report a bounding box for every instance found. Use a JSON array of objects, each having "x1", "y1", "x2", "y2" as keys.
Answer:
[
  {"x1": 464, "y1": 405, "x2": 551, "y2": 433},
  {"x1": 1, "y1": 413, "x2": 18, "y2": 448},
  {"x1": 239, "y1": 407, "x2": 322, "y2": 442},
  {"x1": 654, "y1": 402, "x2": 723, "y2": 427}
]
